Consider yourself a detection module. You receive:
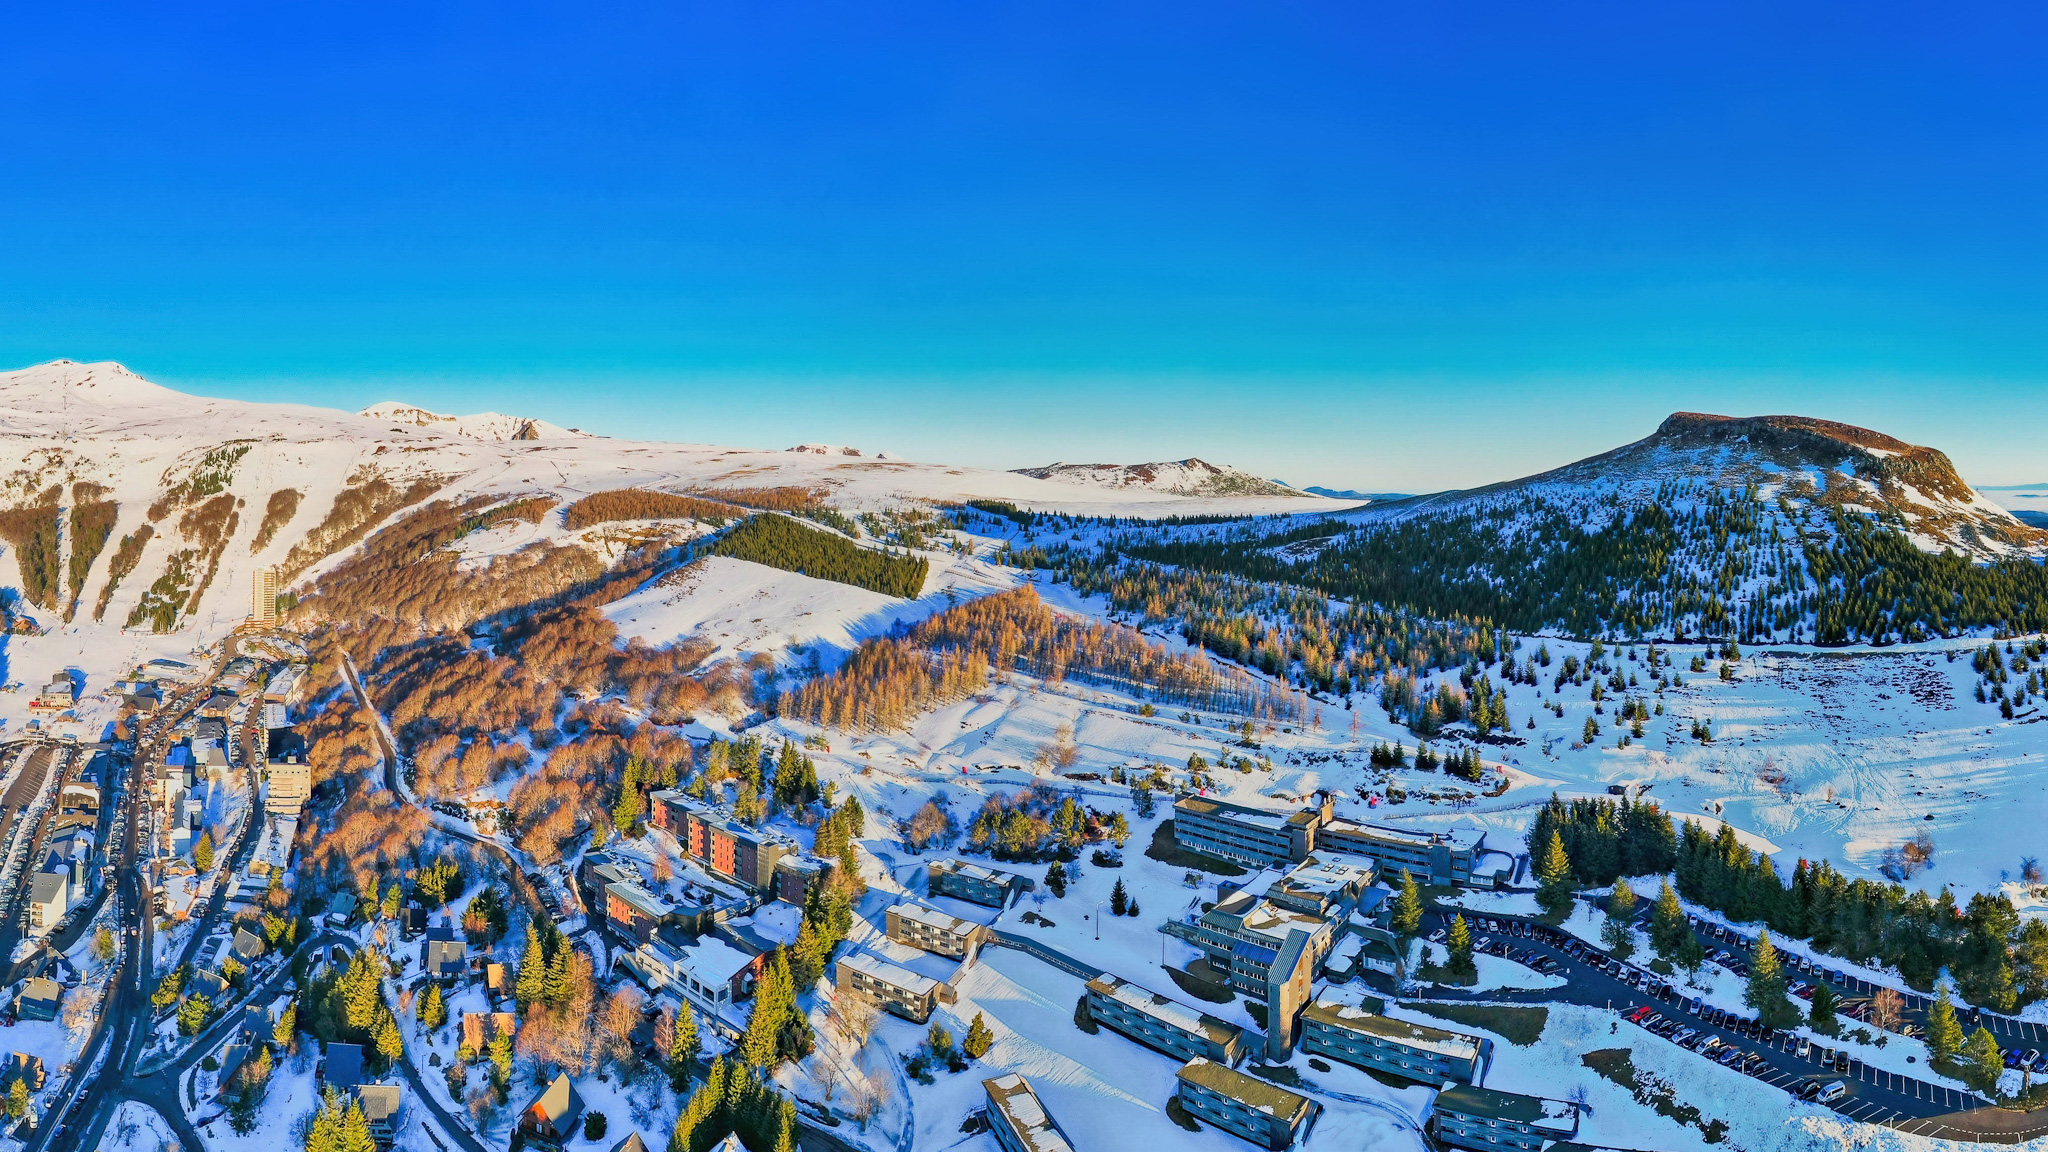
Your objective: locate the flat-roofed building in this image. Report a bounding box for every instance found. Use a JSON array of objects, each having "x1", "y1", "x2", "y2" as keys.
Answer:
[
  {"x1": 267, "y1": 753, "x2": 312, "y2": 817},
  {"x1": 1432, "y1": 1084, "x2": 1580, "y2": 1152},
  {"x1": 983, "y1": 1074, "x2": 1074, "y2": 1152},
  {"x1": 1174, "y1": 1058, "x2": 1319, "y2": 1150},
  {"x1": 1316, "y1": 820, "x2": 1490, "y2": 888},
  {"x1": 646, "y1": 790, "x2": 829, "y2": 902},
  {"x1": 885, "y1": 902, "x2": 986, "y2": 958},
  {"x1": 605, "y1": 881, "x2": 674, "y2": 944},
  {"x1": 1298, "y1": 999, "x2": 1489, "y2": 1085},
  {"x1": 926, "y1": 858, "x2": 1033, "y2": 908},
  {"x1": 1173, "y1": 796, "x2": 1324, "y2": 868},
  {"x1": 1084, "y1": 974, "x2": 1246, "y2": 1065},
  {"x1": 1264, "y1": 854, "x2": 1375, "y2": 918},
  {"x1": 836, "y1": 953, "x2": 951, "y2": 1023}
]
